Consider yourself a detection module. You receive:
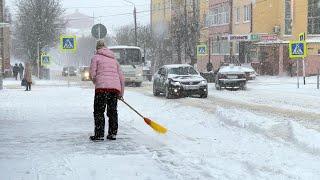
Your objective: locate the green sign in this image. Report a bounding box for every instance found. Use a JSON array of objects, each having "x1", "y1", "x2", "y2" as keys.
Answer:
[
  {"x1": 289, "y1": 41, "x2": 307, "y2": 59},
  {"x1": 250, "y1": 34, "x2": 260, "y2": 41},
  {"x1": 197, "y1": 44, "x2": 207, "y2": 56},
  {"x1": 60, "y1": 35, "x2": 77, "y2": 52}
]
